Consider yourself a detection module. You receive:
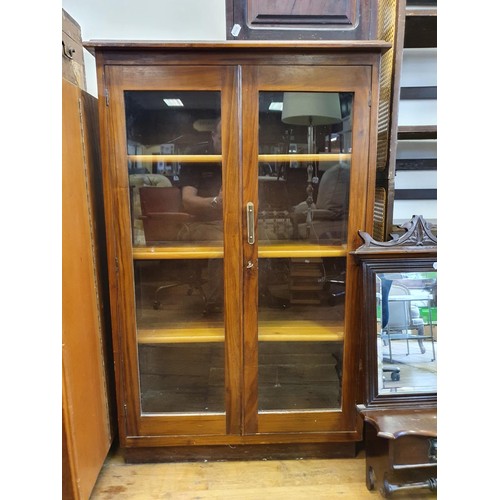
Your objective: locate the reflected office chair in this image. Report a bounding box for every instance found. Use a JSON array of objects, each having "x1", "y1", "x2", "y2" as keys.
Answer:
[
  {"x1": 289, "y1": 164, "x2": 349, "y2": 307},
  {"x1": 139, "y1": 186, "x2": 206, "y2": 310},
  {"x1": 290, "y1": 162, "x2": 350, "y2": 244},
  {"x1": 382, "y1": 283, "x2": 433, "y2": 363}
]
